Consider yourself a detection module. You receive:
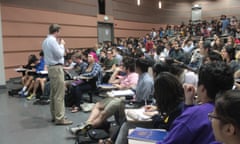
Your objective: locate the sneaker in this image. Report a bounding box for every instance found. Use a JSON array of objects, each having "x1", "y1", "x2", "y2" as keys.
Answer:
[
  {"x1": 67, "y1": 123, "x2": 92, "y2": 135},
  {"x1": 23, "y1": 91, "x2": 29, "y2": 97},
  {"x1": 27, "y1": 94, "x2": 35, "y2": 100},
  {"x1": 18, "y1": 90, "x2": 24, "y2": 95}
]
